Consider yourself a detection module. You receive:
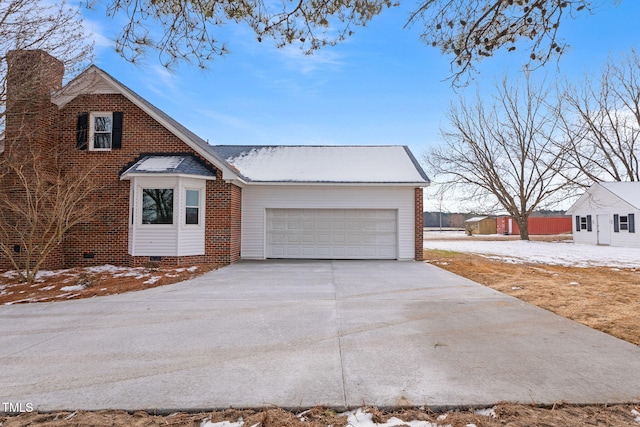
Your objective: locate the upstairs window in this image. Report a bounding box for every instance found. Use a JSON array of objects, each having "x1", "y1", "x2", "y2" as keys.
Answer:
[
  {"x1": 77, "y1": 112, "x2": 123, "y2": 151},
  {"x1": 185, "y1": 189, "x2": 200, "y2": 225},
  {"x1": 90, "y1": 112, "x2": 112, "y2": 150},
  {"x1": 142, "y1": 189, "x2": 174, "y2": 224}
]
